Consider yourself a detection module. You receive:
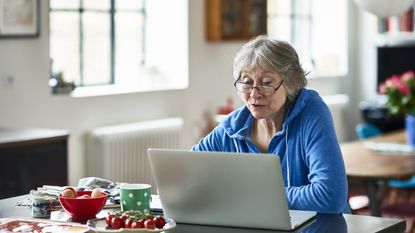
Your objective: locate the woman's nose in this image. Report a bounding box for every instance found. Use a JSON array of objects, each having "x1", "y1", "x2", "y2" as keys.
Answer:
[{"x1": 250, "y1": 86, "x2": 262, "y2": 98}]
